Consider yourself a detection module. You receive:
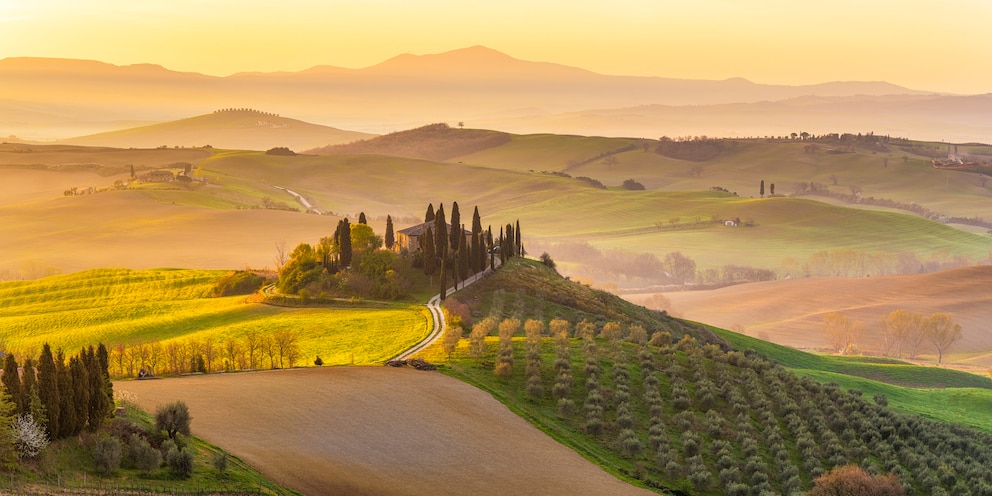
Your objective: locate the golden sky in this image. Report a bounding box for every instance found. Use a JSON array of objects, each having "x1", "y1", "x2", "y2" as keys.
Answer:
[{"x1": 1, "y1": 0, "x2": 990, "y2": 94}]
